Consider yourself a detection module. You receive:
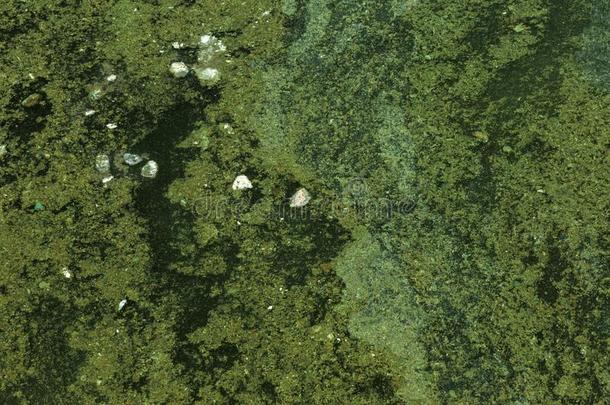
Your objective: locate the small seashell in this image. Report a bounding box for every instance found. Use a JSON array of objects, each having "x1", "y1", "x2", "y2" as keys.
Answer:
[
  {"x1": 141, "y1": 160, "x2": 158, "y2": 178},
  {"x1": 232, "y1": 174, "x2": 252, "y2": 190},
  {"x1": 118, "y1": 299, "x2": 127, "y2": 311},
  {"x1": 289, "y1": 188, "x2": 311, "y2": 208},
  {"x1": 95, "y1": 154, "x2": 110, "y2": 173},
  {"x1": 123, "y1": 153, "x2": 143, "y2": 166}
]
